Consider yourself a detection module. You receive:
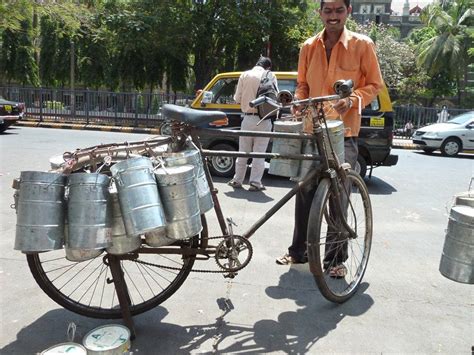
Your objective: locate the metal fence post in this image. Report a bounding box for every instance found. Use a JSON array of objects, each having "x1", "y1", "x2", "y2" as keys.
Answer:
[
  {"x1": 134, "y1": 93, "x2": 138, "y2": 127},
  {"x1": 39, "y1": 88, "x2": 43, "y2": 122},
  {"x1": 86, "y1": 90, "x2": 90, "y2": 125}
]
